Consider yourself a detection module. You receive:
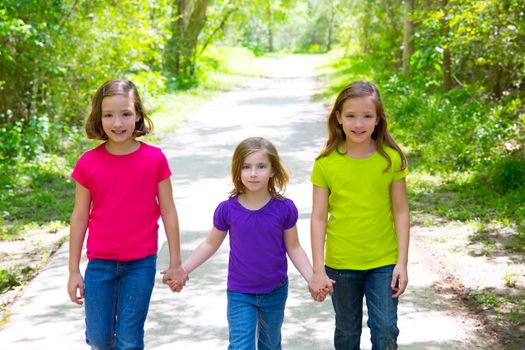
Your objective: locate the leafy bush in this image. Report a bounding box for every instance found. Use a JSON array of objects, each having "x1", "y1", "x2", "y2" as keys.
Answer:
[
  {"x1": 488, "y1": 153, "x2": 525, "y2": 194},
  {"x1": 0, "y1": 268, "x2": 20, "y2": 293}
]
